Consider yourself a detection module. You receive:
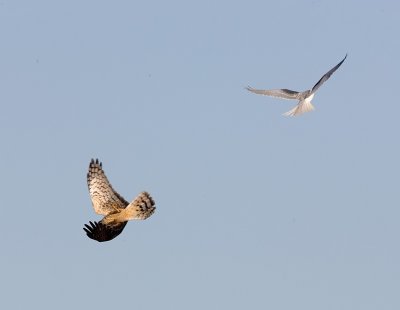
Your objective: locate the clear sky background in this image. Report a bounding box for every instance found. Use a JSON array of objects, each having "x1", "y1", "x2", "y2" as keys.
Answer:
[{"x1": 1, "y1": 1, "x2": 399, "y2": 309}]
